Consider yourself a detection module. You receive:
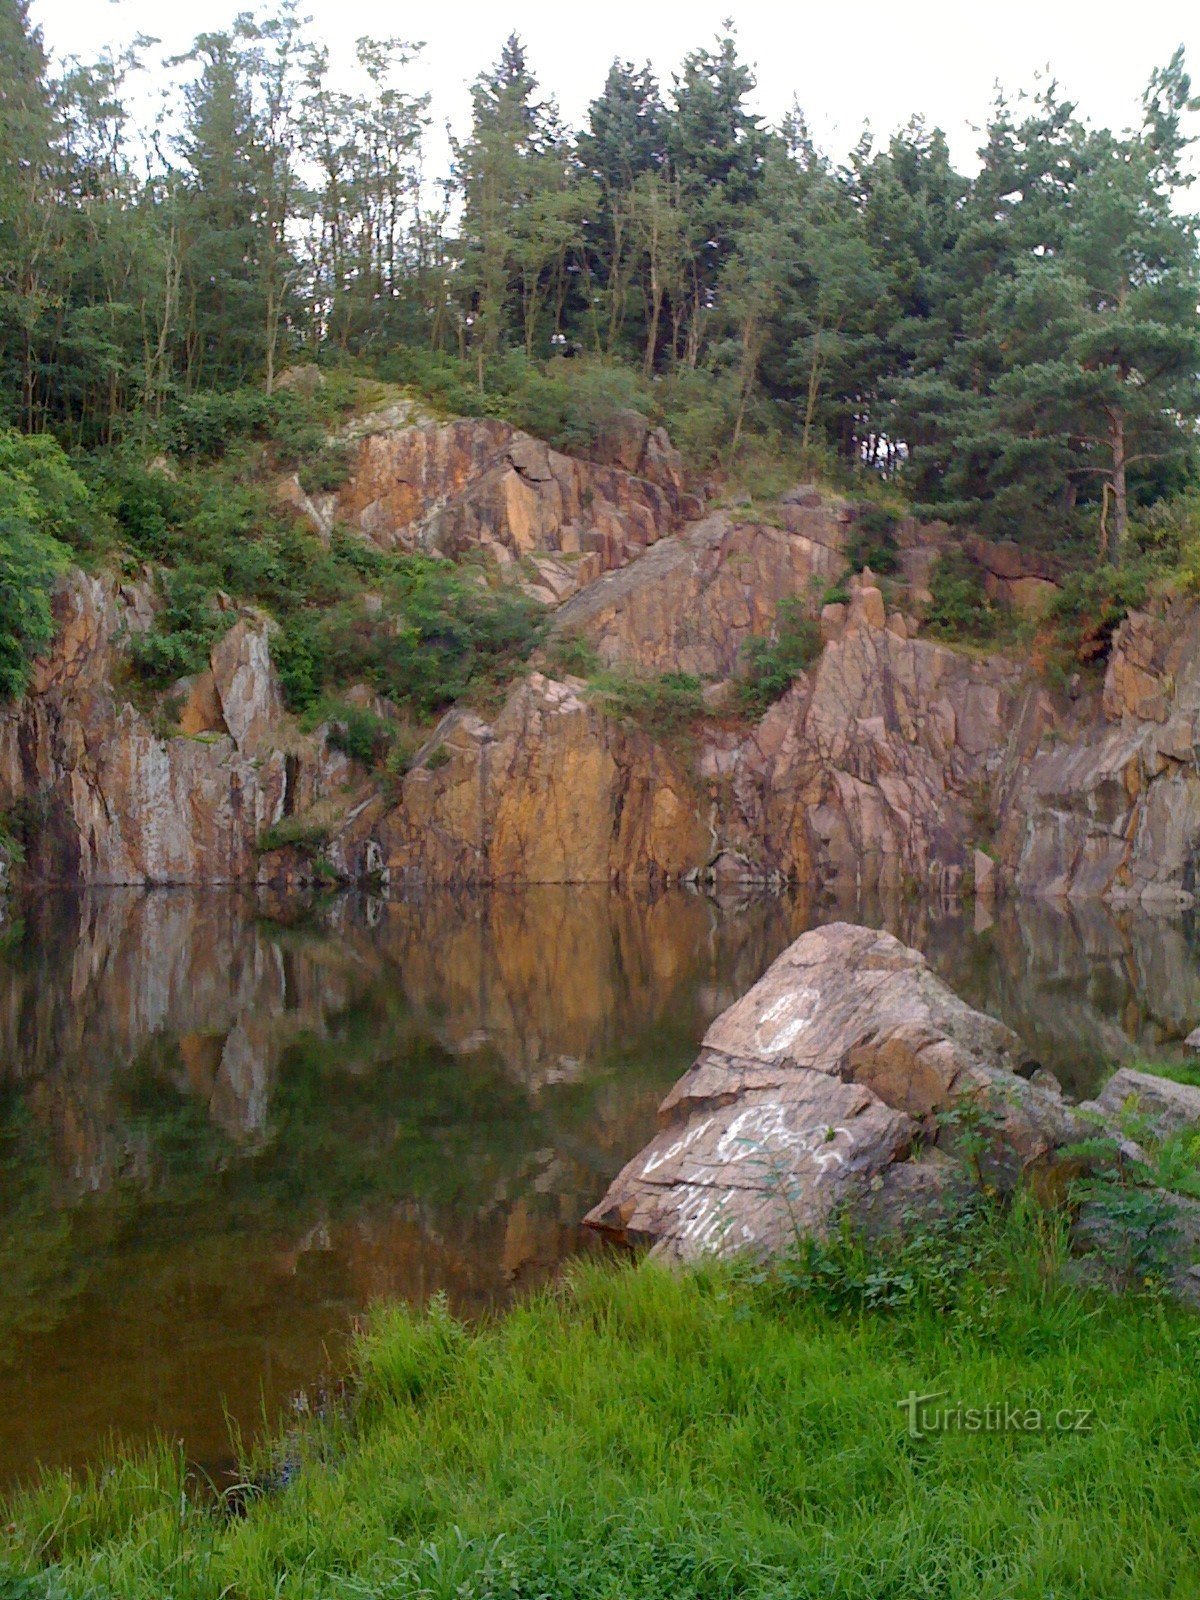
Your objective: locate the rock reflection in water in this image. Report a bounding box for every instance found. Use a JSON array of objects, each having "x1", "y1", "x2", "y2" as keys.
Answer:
[{"x1": 0, "y1": 884, "x2": 1198, "y2": 1485}]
